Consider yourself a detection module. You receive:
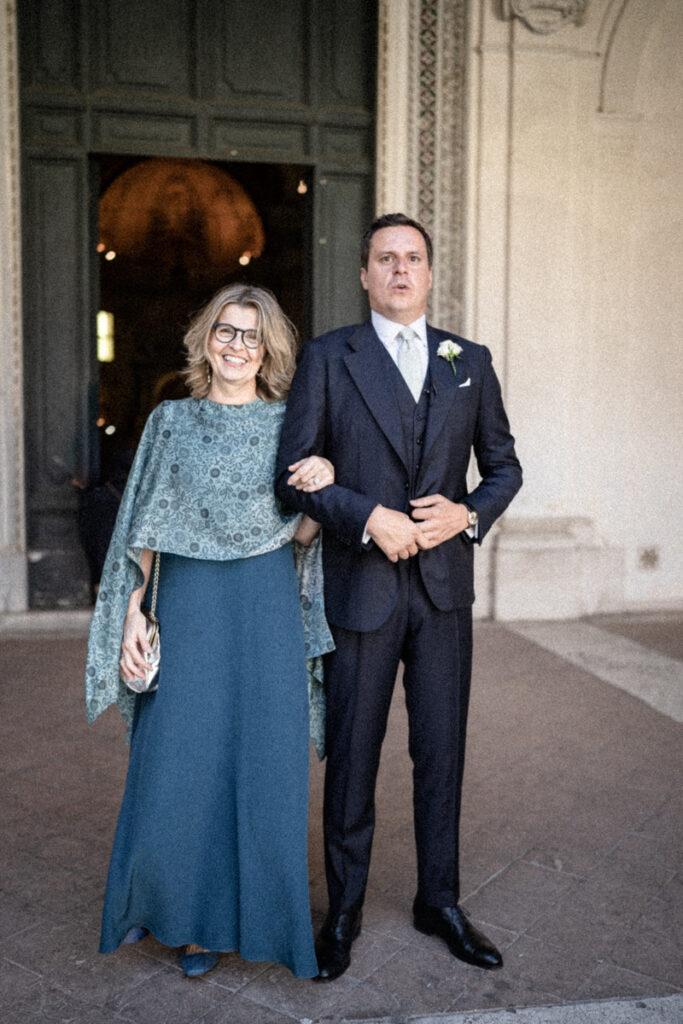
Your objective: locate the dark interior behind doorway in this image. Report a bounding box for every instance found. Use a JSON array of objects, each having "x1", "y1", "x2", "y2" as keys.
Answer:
[{"x1": 95, "y1": 155, "x2": 312, "y2": 458}]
